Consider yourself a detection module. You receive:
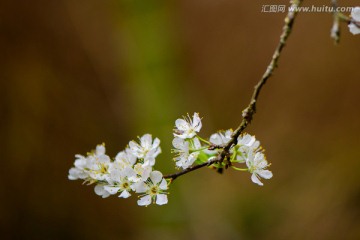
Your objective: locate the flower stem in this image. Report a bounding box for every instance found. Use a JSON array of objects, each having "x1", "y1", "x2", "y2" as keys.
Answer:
[
  {"x1": 196, "y1": 135, "x2": 211, "y2": 145},
  {"x1": 231, "y1": 166, "x2": 248, "y2": 172}
]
